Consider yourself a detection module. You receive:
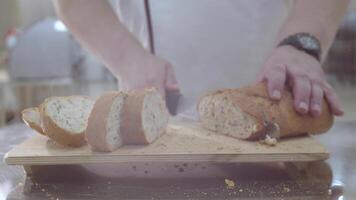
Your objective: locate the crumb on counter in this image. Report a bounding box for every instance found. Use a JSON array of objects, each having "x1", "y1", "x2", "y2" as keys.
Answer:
[
  {"x1": 260, "y1": 134, "x2": 277, "y2": 146},
  {"x1": 224, "y1": 178, "x2": 235, "y2": 189},
  {"x1": 283, "y1": 187, "x2": 291, "y2": 192}
]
